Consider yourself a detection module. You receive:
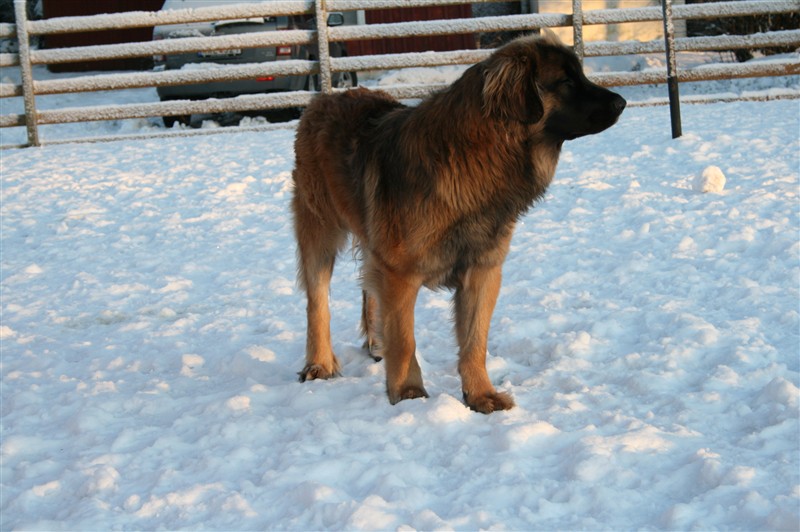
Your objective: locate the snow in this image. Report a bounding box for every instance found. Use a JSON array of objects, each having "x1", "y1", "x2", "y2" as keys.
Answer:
[
  {"x1": 2, "y1": 61, "x2": 800, "y2": 530},
  {"x1": 694, "y1": 165, "x2": 727, "y2": 193}
]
